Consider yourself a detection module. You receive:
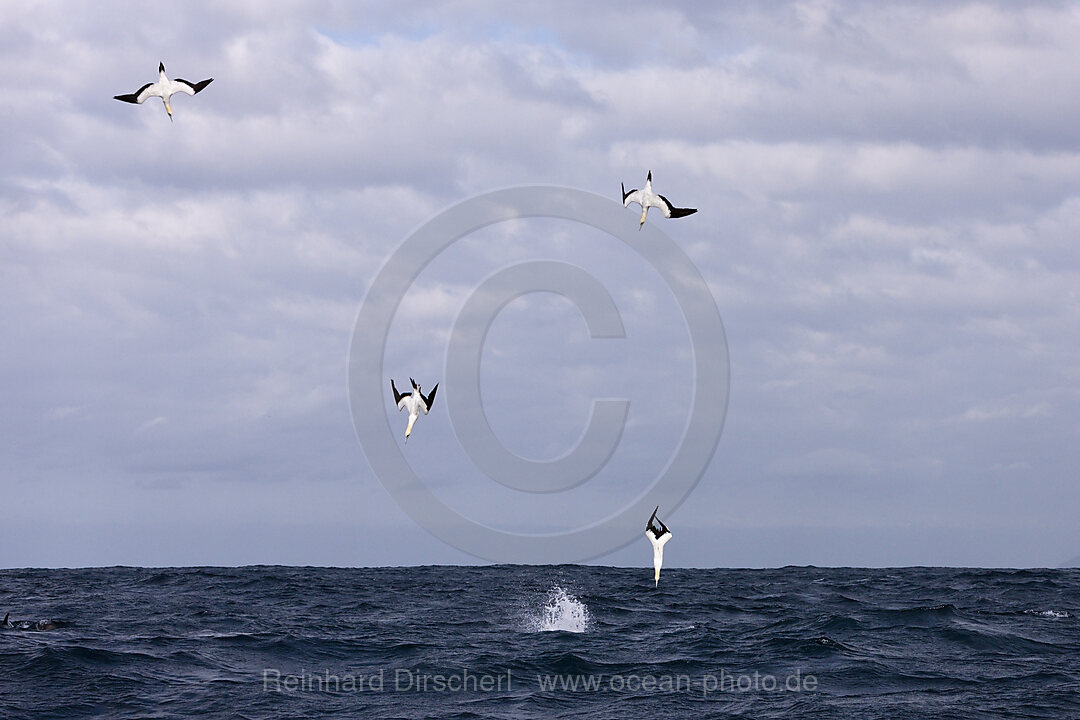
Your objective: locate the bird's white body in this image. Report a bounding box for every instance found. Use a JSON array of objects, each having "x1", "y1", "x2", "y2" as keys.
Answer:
[
  {"x1": 646, "y1": 528, "x2": 672, "y2": 587},
  {"x1": 400, "y1": 394, "x2": 424, "y2": 440},
  {"x1": 623, "y1": 175, "x2": 661, "y2": 227},
  {"x1": 621, "y1": 171, "x2": 697, "y2": 228}
]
